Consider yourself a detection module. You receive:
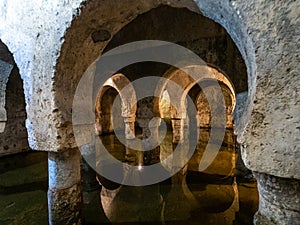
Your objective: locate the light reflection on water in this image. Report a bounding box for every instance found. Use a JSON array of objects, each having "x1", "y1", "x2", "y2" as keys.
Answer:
[{"x1": 94, "y1": 128, "x2": 258, "y2": 225}]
